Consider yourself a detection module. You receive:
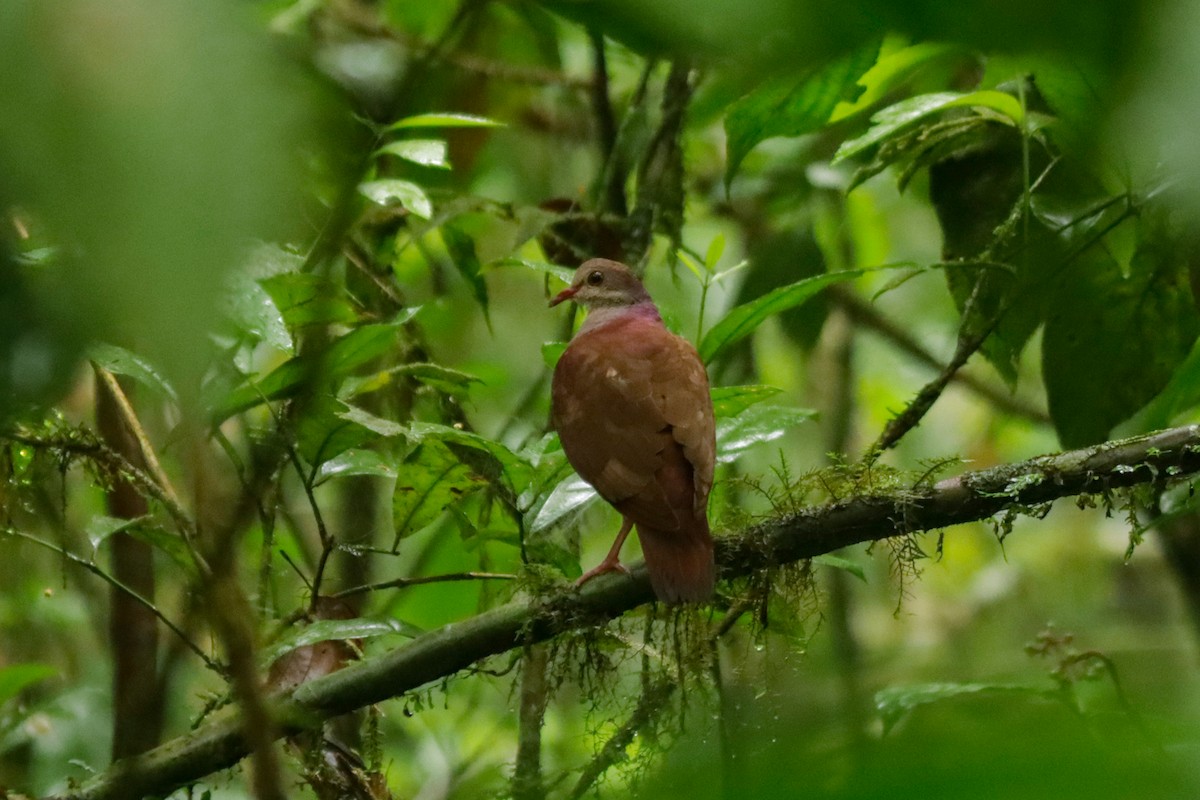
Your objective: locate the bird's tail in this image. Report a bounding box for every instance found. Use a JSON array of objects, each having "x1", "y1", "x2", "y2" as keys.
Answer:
[{"x1": 636, "y1": 521, "x2": 715, "y2": 604}]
